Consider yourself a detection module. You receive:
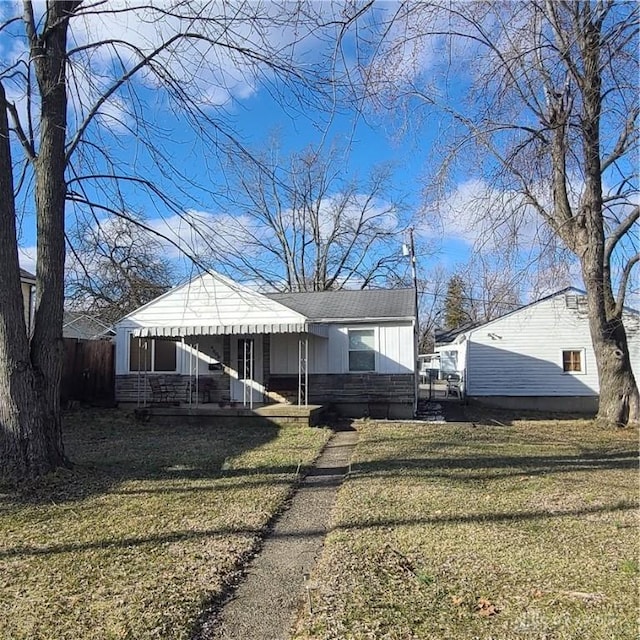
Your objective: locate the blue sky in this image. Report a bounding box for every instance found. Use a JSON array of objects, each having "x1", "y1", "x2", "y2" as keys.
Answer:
[{"x1": 6, "y1": 1, "x2": 638, "y2": 310}]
